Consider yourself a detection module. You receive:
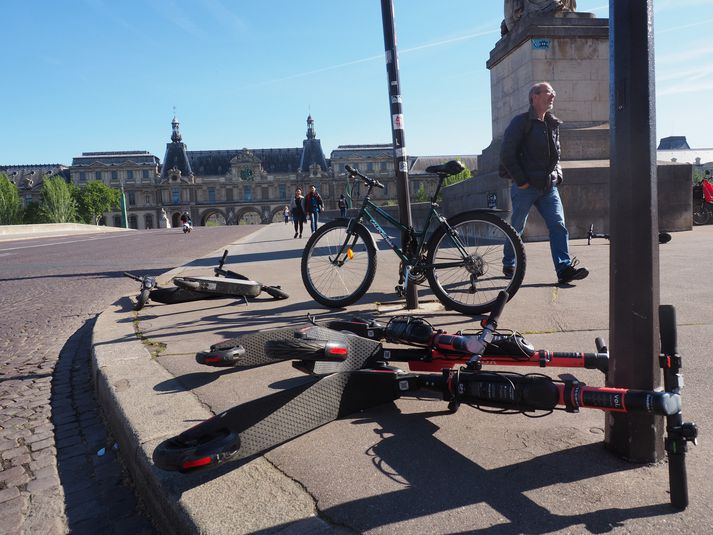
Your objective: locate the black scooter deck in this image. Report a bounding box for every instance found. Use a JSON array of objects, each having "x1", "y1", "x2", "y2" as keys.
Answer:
[
  {"x1": 173, "y1": 275, "x2": 261, "y2": 297},
  {"x1": 155, "y1": 330, "x2": 387, "y2": 472}
]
